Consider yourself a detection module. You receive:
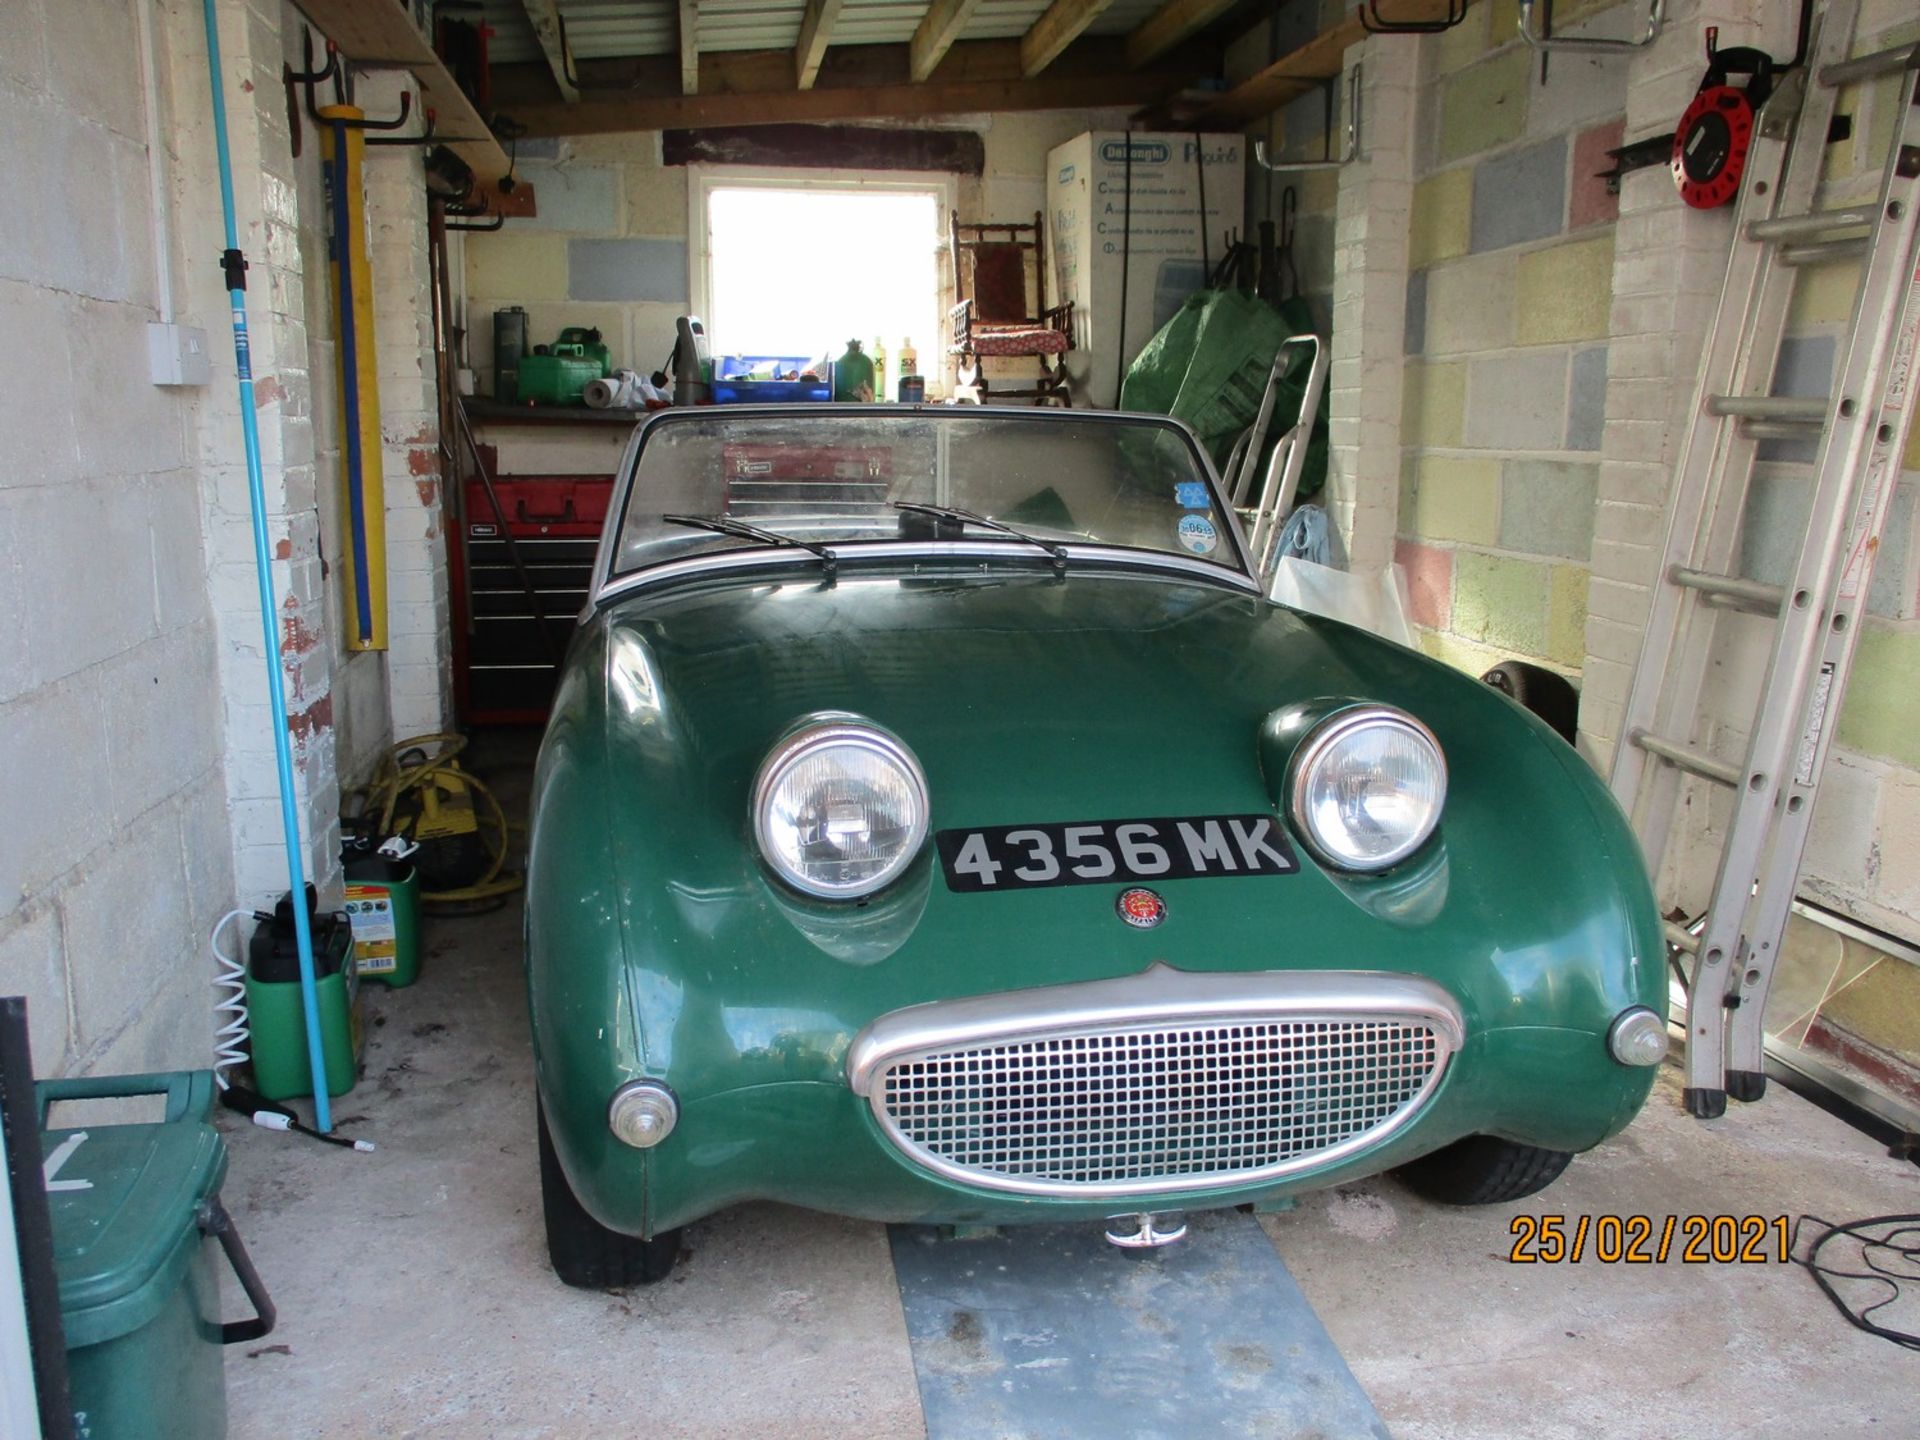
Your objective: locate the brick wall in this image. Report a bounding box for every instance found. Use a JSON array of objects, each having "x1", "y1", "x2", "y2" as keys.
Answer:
[{"x1": 1395, "y1": 0, "x2": 1633, "y2": 681}]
